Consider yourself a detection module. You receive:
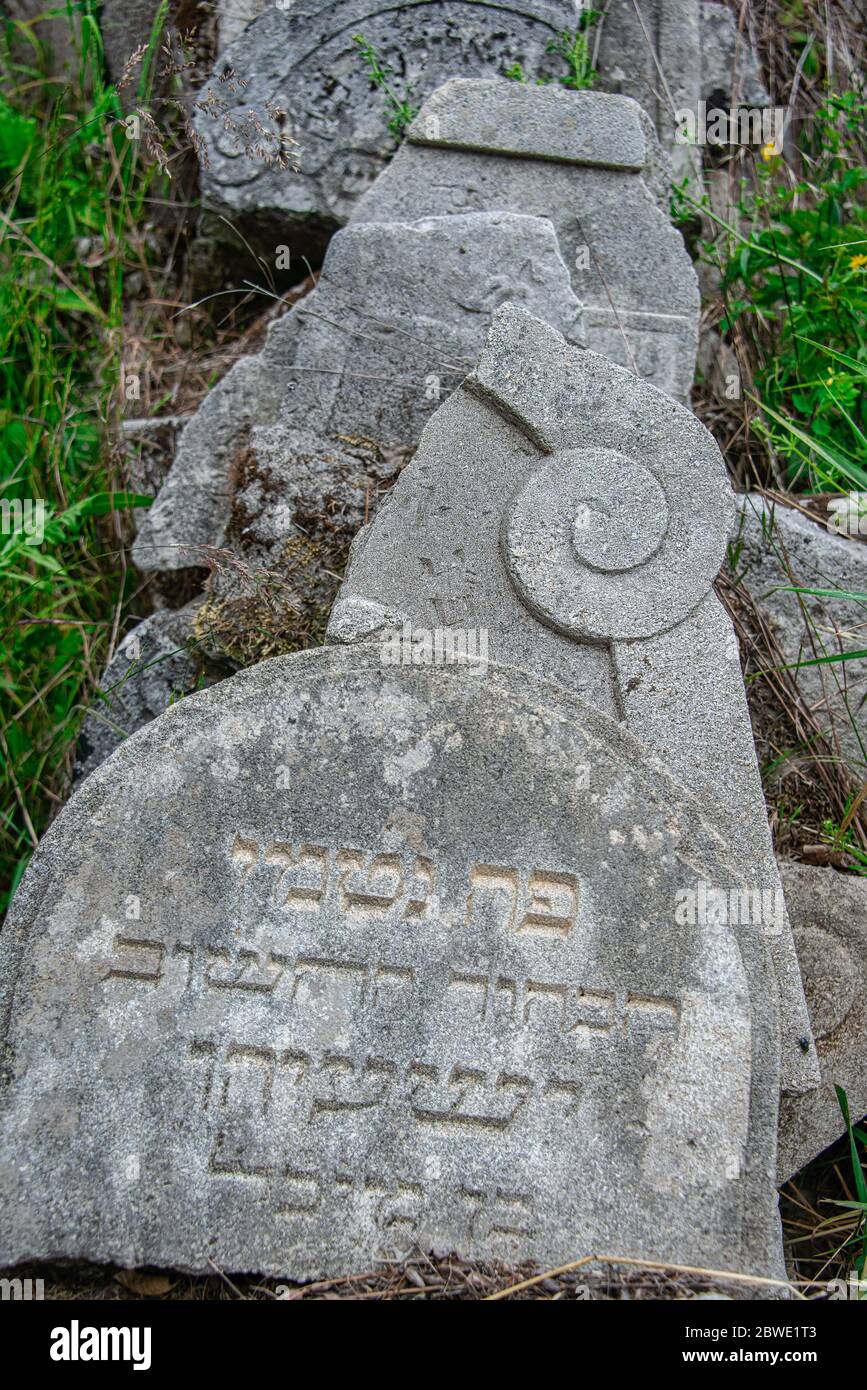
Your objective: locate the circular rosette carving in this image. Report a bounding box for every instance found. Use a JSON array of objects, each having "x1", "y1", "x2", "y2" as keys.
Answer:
[{"x1": 502, "y1": 447, "x2": 732, "y2": 641}]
